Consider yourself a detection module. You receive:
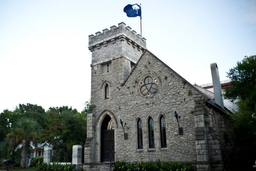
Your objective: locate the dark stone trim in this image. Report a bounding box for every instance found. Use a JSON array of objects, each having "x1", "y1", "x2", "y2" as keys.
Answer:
[
  {"x1": 195, "y1": 127, "x2": 205, "y2": 140},
  {"x1": 84, "y1": 137, "x2": 93, "y2": 147}
]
